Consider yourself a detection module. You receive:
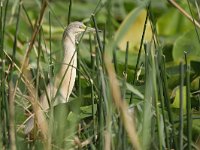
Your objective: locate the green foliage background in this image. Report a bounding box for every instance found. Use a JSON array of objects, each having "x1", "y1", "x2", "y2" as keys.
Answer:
[{"x1": 0, "y1": 0, "x2": 200, "y2": 149}]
